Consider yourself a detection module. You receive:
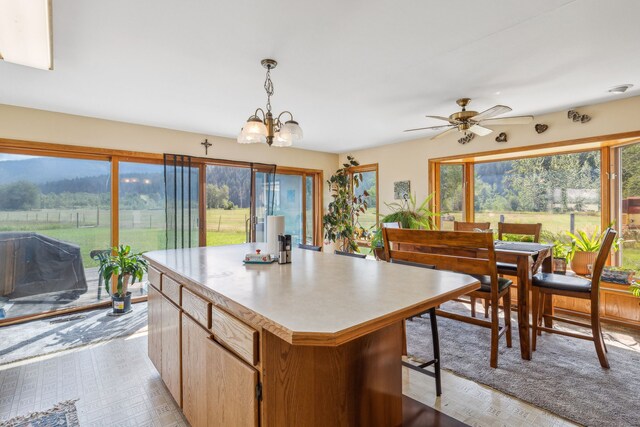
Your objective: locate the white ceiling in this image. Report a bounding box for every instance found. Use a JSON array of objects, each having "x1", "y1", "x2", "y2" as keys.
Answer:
[{"x1": 1, "y1": 0, "x2": 639, "y2": 153}]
